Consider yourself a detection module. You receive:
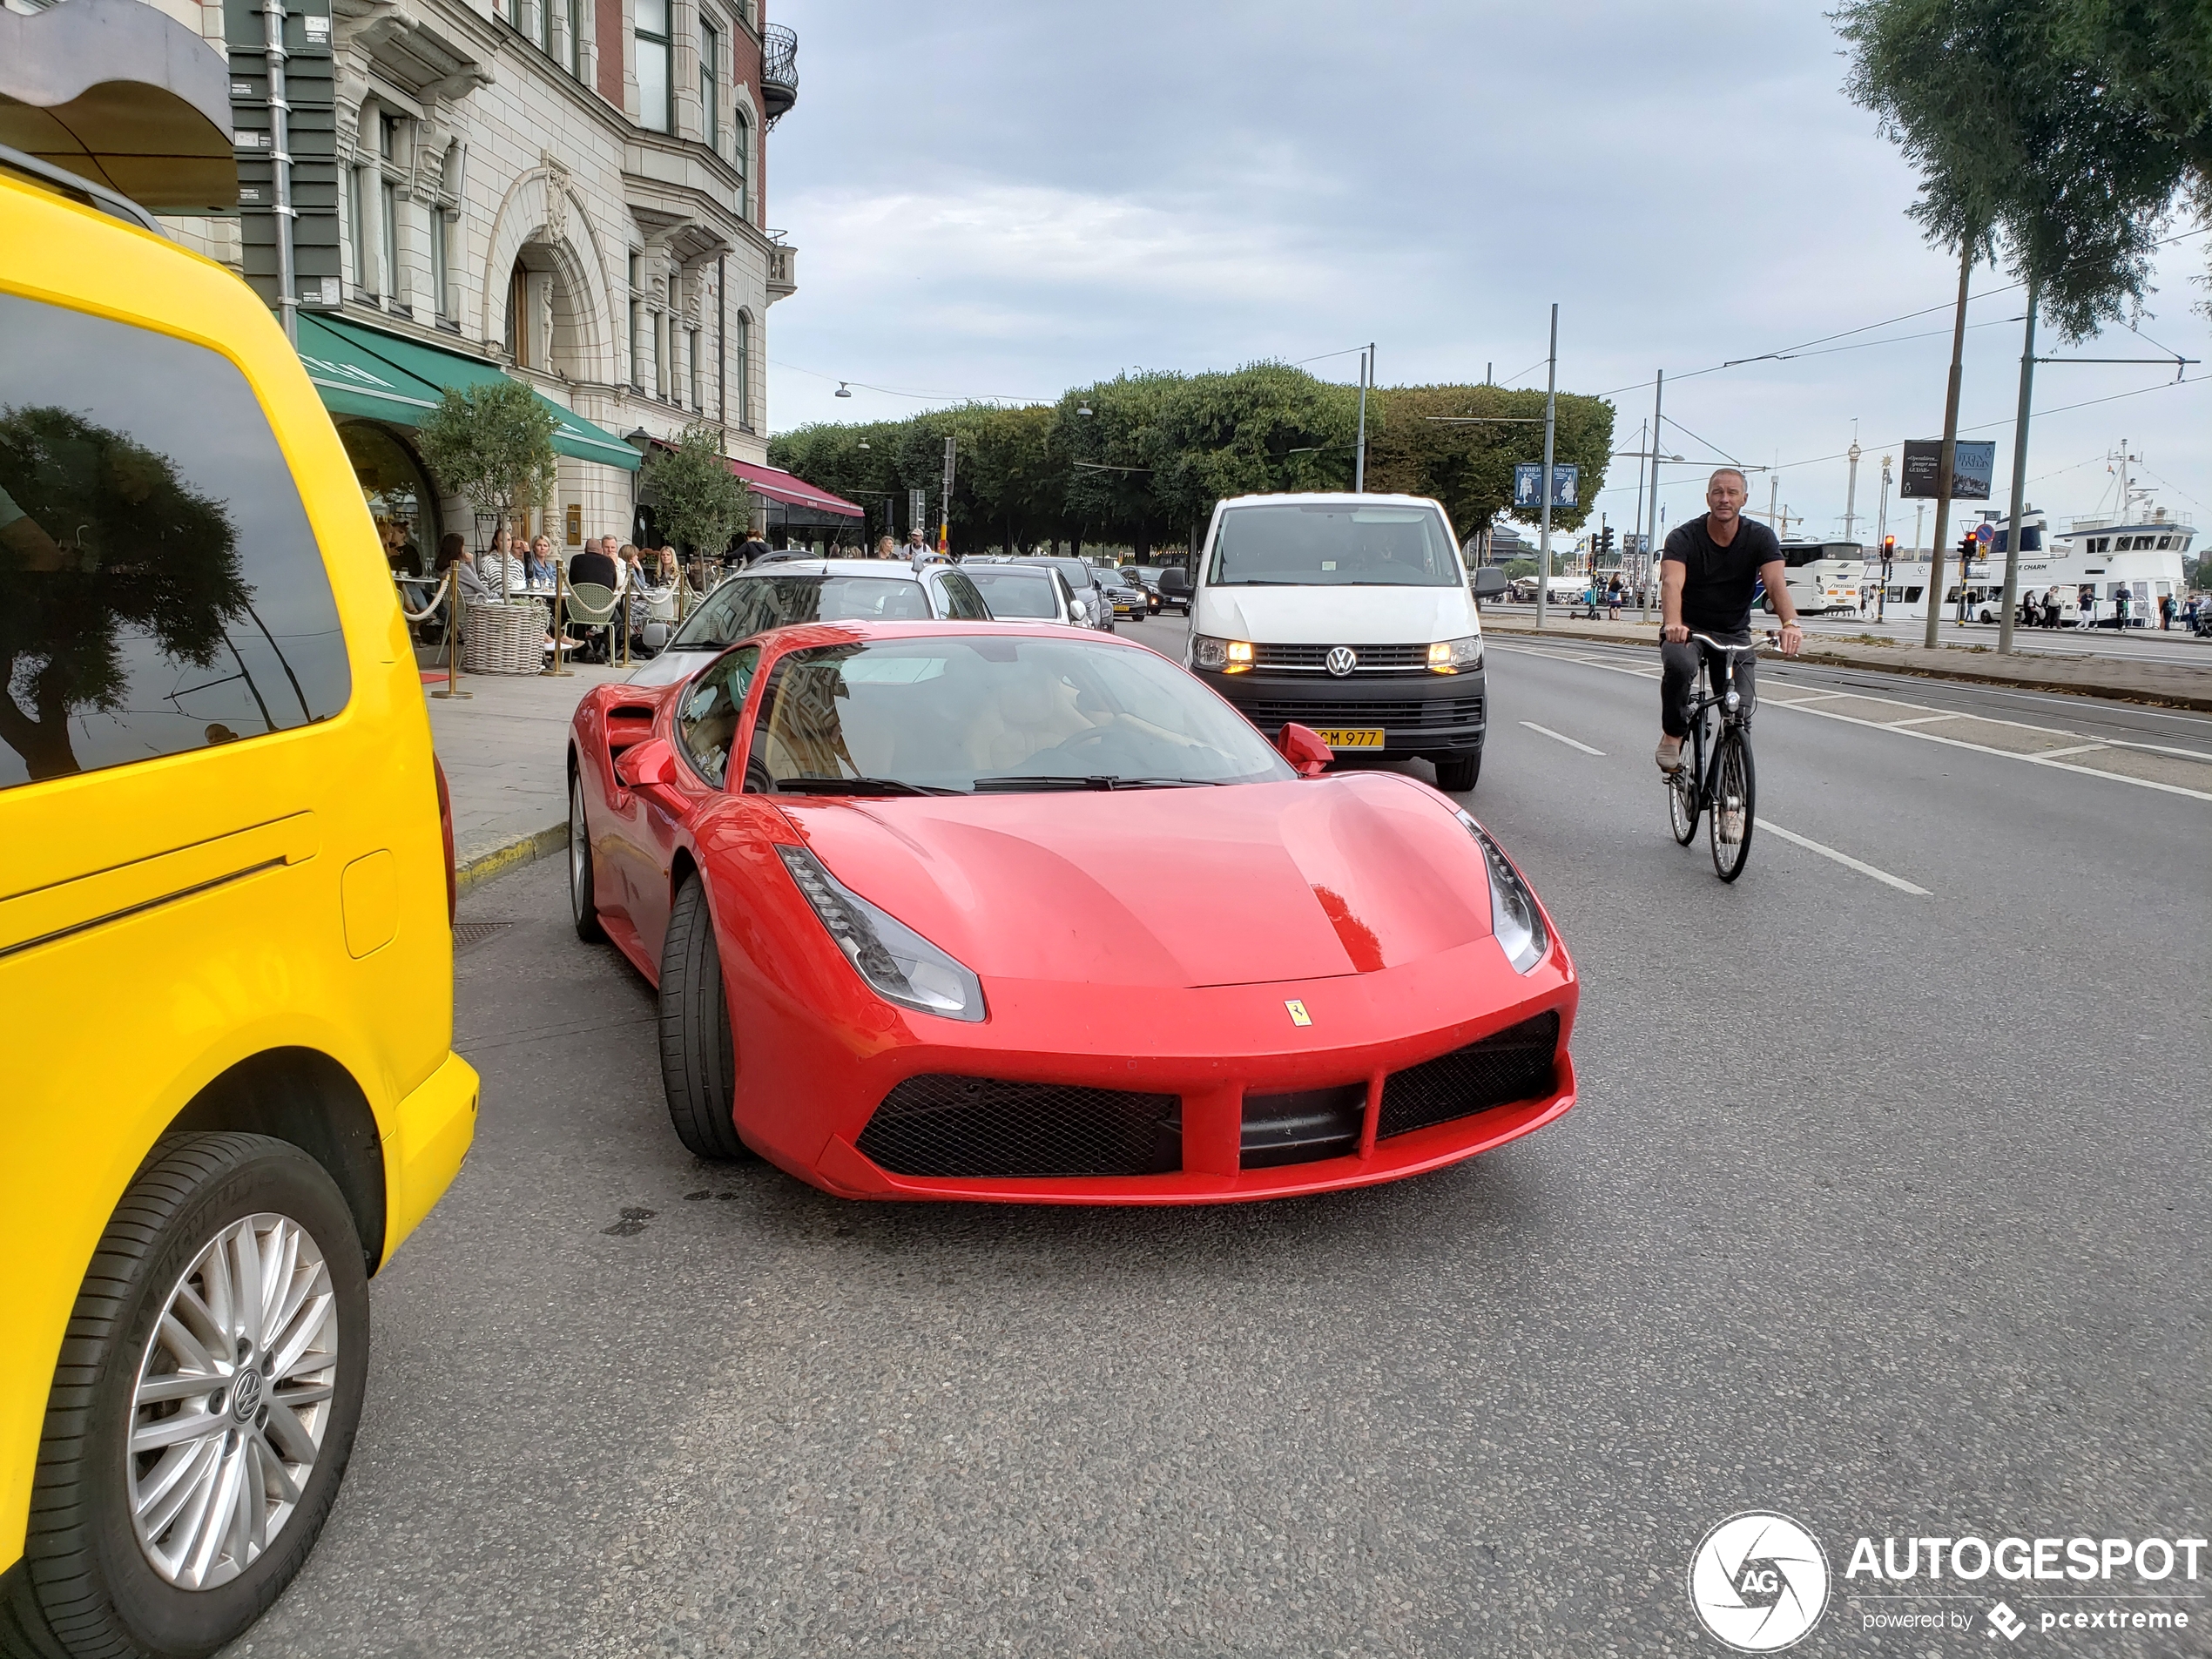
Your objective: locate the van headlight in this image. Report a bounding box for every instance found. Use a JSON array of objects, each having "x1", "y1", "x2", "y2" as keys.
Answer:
[
  {"x1": 1453, "y1": 809, "x2": 1548, "y2": 974},
  {"x1": 1427, "y1": 636, "x2": 1482, "y2": 673},
  {"x1": 1192, "y1": 635, "x2": 1252, "y2": 672},
  {"x1": 777, "y1": 845, "x2": 986, "y2": 1021}
]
